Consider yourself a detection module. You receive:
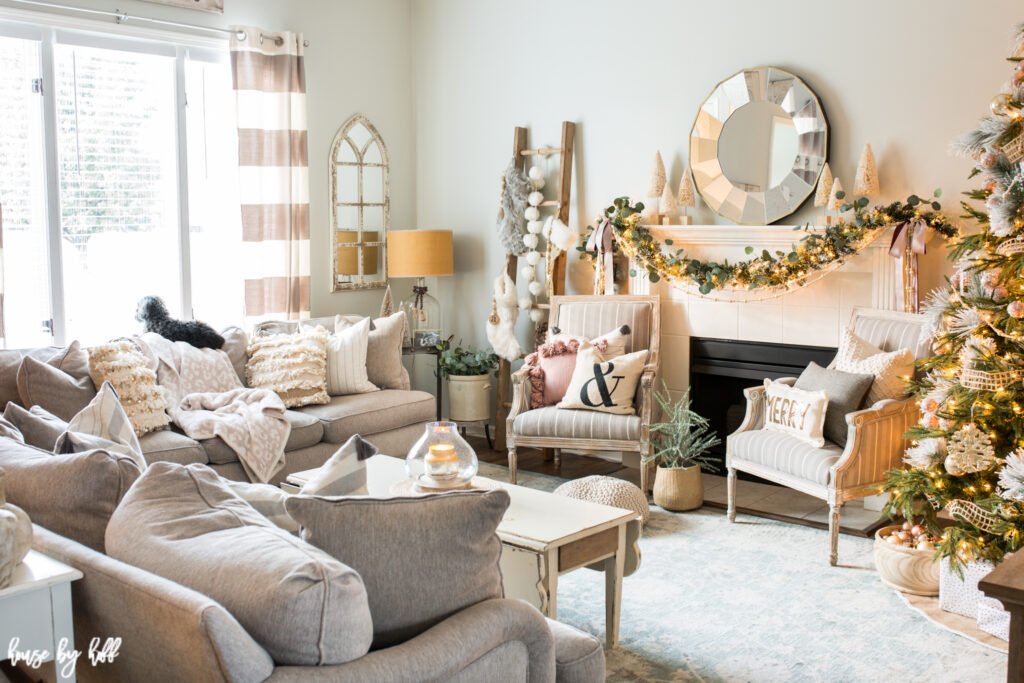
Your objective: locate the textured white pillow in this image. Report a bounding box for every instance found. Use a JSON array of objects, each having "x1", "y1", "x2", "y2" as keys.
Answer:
[
  {"x1": 557, "y1": 347, "x2": 647, "y2": 415},
  {"x1": 833, "y1": 328, "x2": 914, "y2": 406},
  {"x1": 550, "y1": 325, "x2": 631, "y2": 360},
  {"x1": 763, "y1": 379, "x2": 829, "y2": 448},
  {"x1": 246, "y1": 327, "x2": 330, "y2": 408},
  {"x1": 325, "y1": 318, "x2": 378, "y2": 396}
]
